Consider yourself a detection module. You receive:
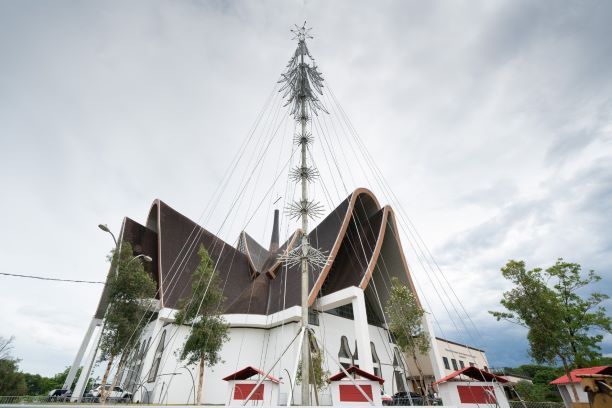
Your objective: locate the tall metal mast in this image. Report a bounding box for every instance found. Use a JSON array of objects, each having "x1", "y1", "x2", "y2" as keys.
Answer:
[{"x1": 279, "y1": 22, "x2": 328, "y2": 406}]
